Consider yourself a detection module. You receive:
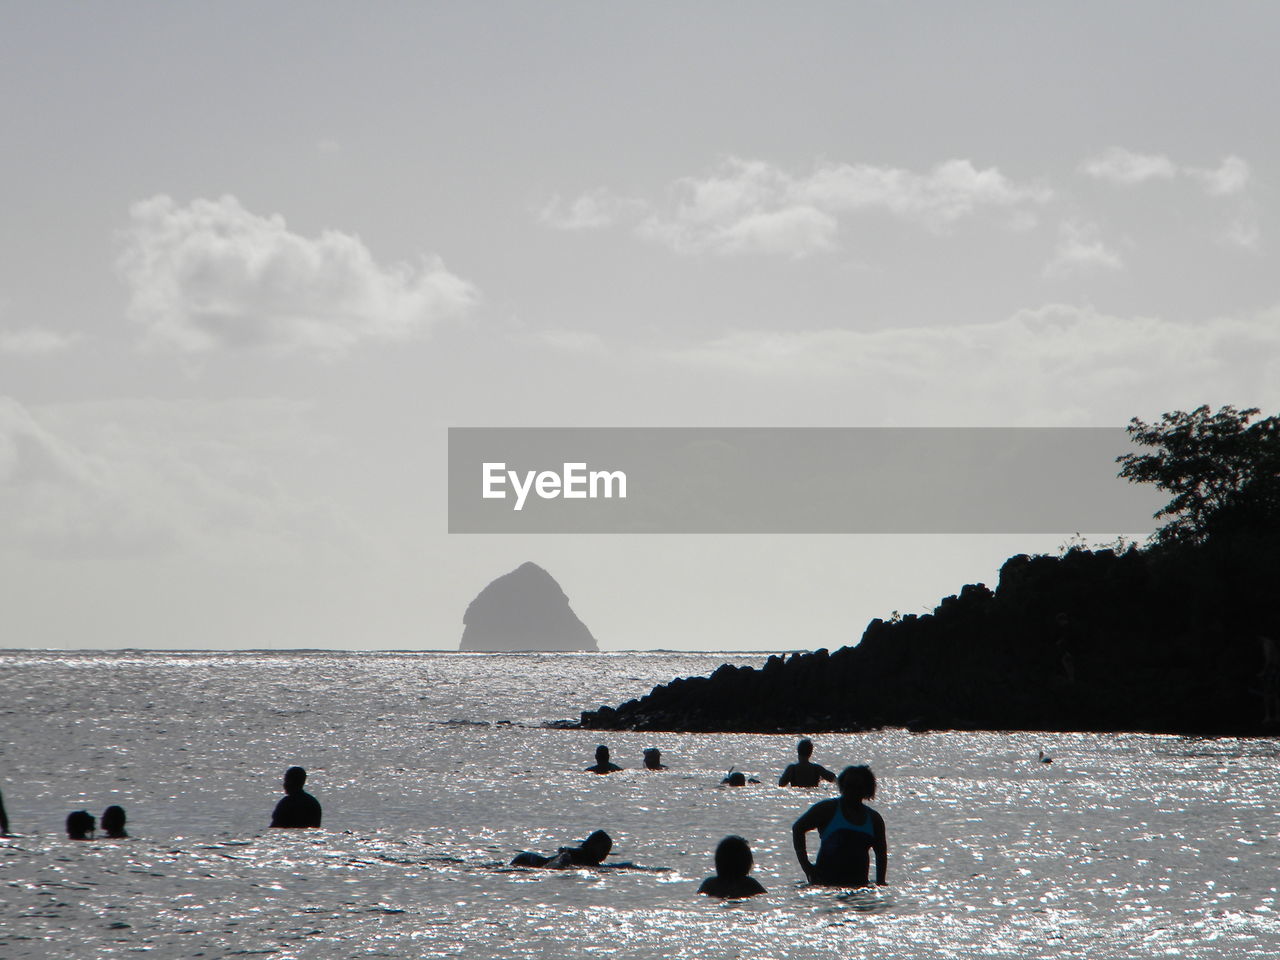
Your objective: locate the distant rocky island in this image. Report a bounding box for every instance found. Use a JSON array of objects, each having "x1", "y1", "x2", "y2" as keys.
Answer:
[
  {"x1": 579, "y1": 406, "x2": 1280, "y2": 737},
  {"x1": 460, "y1": 561, "x2": 599, "y2": 652}
]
